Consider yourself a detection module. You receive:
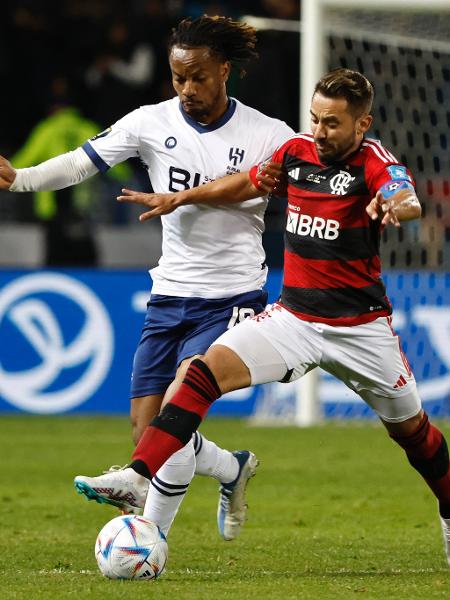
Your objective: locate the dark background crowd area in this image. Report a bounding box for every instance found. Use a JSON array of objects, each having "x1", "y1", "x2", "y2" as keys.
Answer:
[
  {"x1": 0, "y1": 0, "x2": 299, "y2": 268},
  {"x1": 1, "y1": 1, "x2": 449, "y2": 271},
  {"x1": 0, "y1": 0, "x2": 300, "y2": 156}
]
